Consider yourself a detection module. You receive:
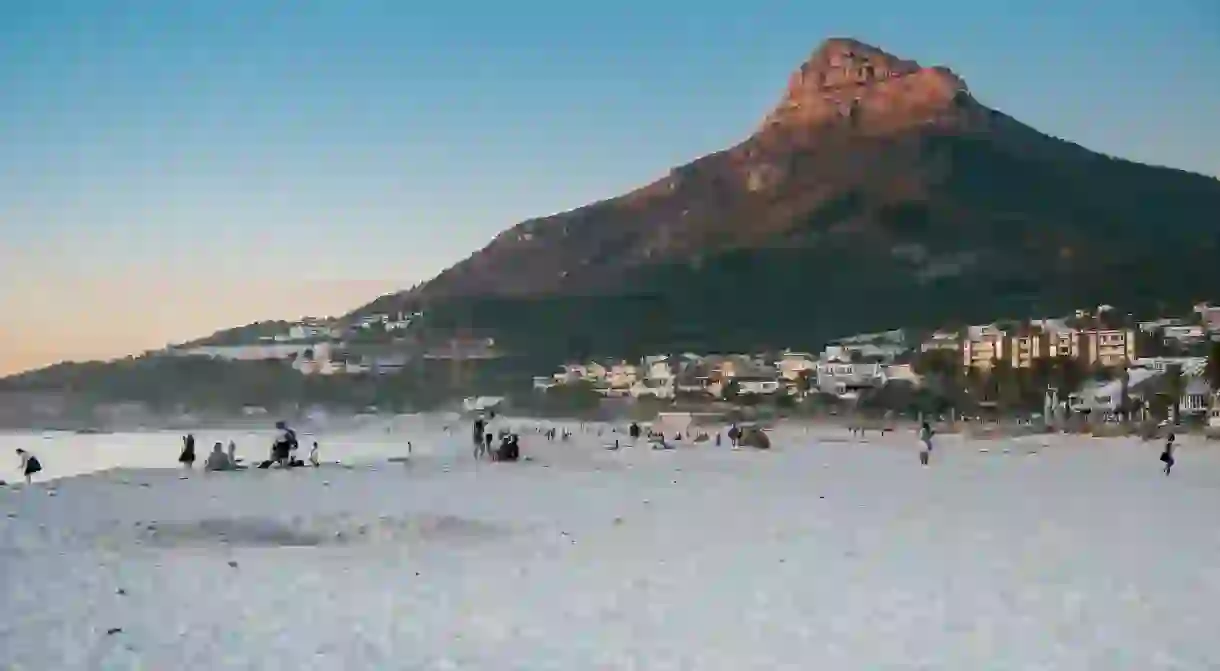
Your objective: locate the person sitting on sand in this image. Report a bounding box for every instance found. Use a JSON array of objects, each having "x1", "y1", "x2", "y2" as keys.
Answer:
[
  {"x1": 309, "y1": 441, "x2": 320, "y2": 467},
  {"x1": 16, "y1": 448, "x2": 42, "y2": 484},
  {"x1": 727, "y1": 424, "x2": 741, "y2": 449},
  {"x1": 205, "y1": 442, "x2": 234, "y2": 471}
]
